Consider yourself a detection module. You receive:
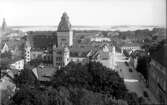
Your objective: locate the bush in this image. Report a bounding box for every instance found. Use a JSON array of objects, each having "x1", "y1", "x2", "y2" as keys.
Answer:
[{"x1": 10, "y1": 62, "x2": 141, "y2": 105}]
